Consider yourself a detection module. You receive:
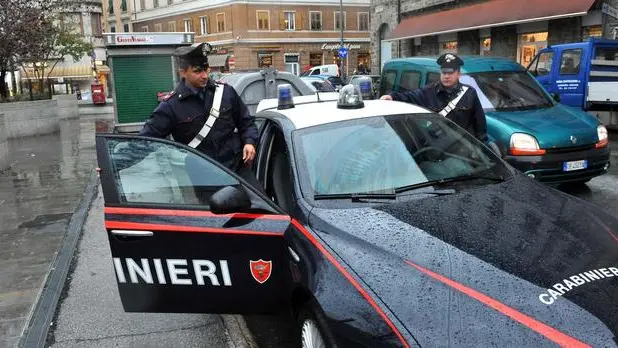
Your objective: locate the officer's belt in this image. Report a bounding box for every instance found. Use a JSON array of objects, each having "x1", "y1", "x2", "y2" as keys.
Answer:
[
  {"x1": 439, "y1": 85, "x2": 469, "y2": 117},
  {"x1": 188, "y1": 83, "x2": 225, "y2": 149}
]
